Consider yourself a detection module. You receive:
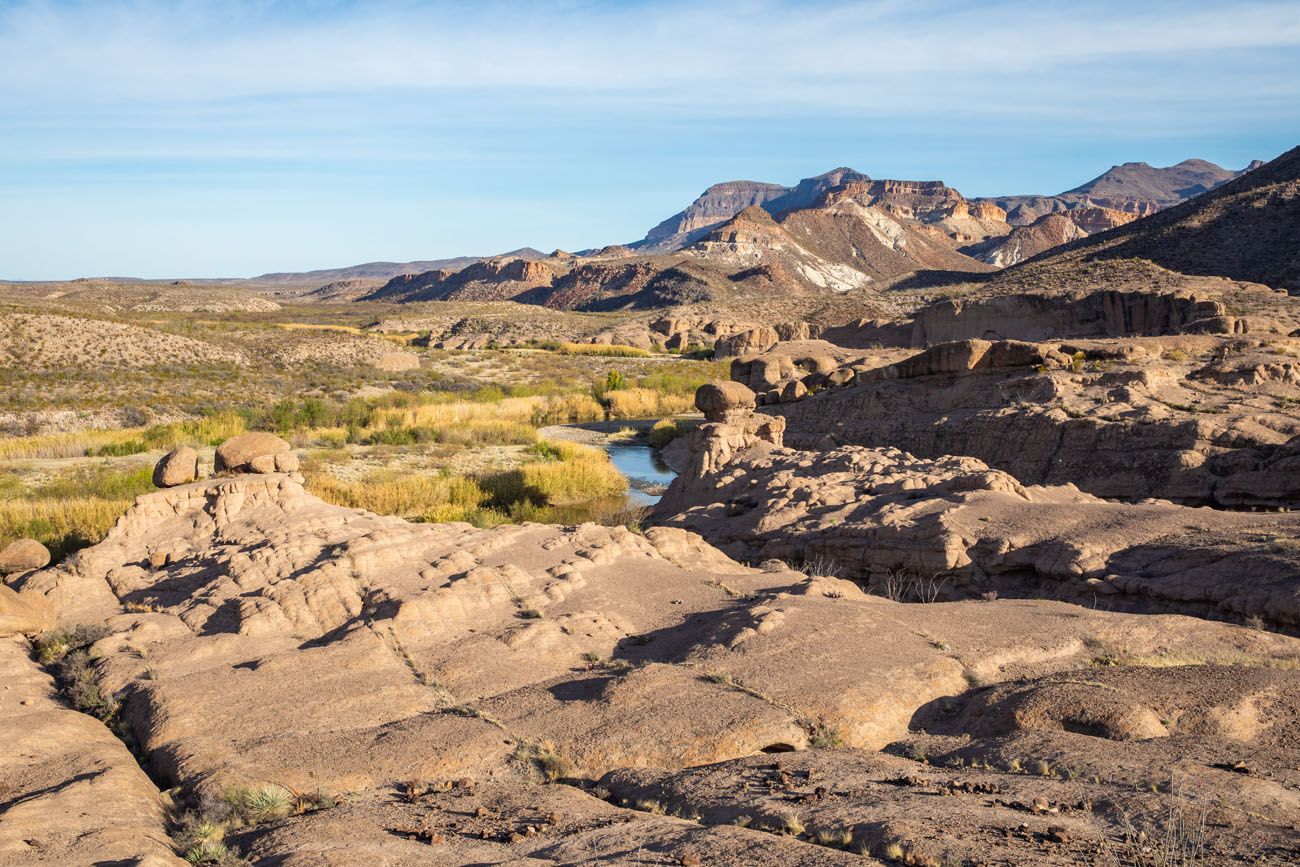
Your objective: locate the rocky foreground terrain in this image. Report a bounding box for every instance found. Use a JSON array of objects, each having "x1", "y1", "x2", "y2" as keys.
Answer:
[{"x1": 3, "y1": 452, "x2": 1300, "y2": 865}]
